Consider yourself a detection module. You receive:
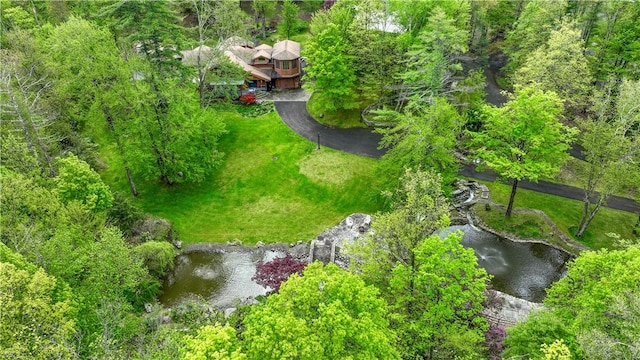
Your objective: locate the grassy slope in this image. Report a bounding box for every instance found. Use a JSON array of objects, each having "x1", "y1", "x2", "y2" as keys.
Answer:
[
  {"x1": 97, "y1": 107, "x2": 384, "y2": 245},
  {"x1": 480, "y1": 180, "x2": 637, "y2": 249}
]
